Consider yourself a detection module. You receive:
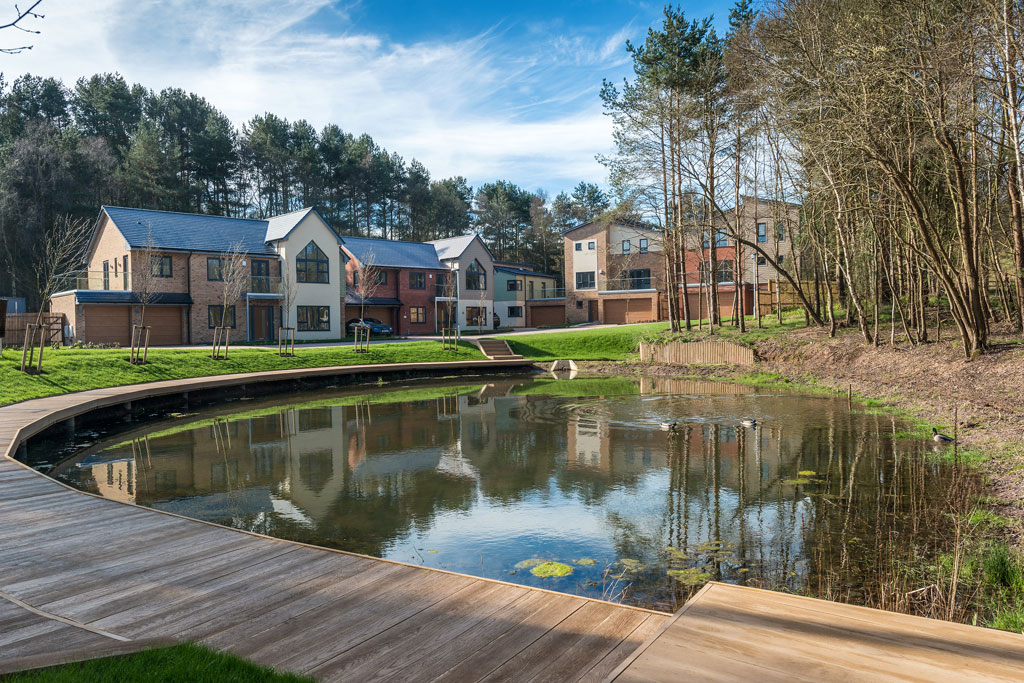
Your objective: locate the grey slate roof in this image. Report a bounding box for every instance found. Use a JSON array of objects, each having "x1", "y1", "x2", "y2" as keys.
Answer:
[
  {"x1": 103, "y1": 206, "x2": 278, "y2": 255},
  {"x1": 428, "y1": 234, "x2": 478, "y2": 261},
  {"x1": 74, "y1": 291, "x2": 193, "y2": 305},
  {"x1": 342, "y1": 236, "x2": 444, "y2": 270},
  {"x1": 494, "y1": 265, "x2": 557, "y2": 279},
  {"x1": 344, "y1": 293, "x2": 403, "y2": 306},
  {"x1": 265, "y1": 208, "x2": 314, "y2": 242}
]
